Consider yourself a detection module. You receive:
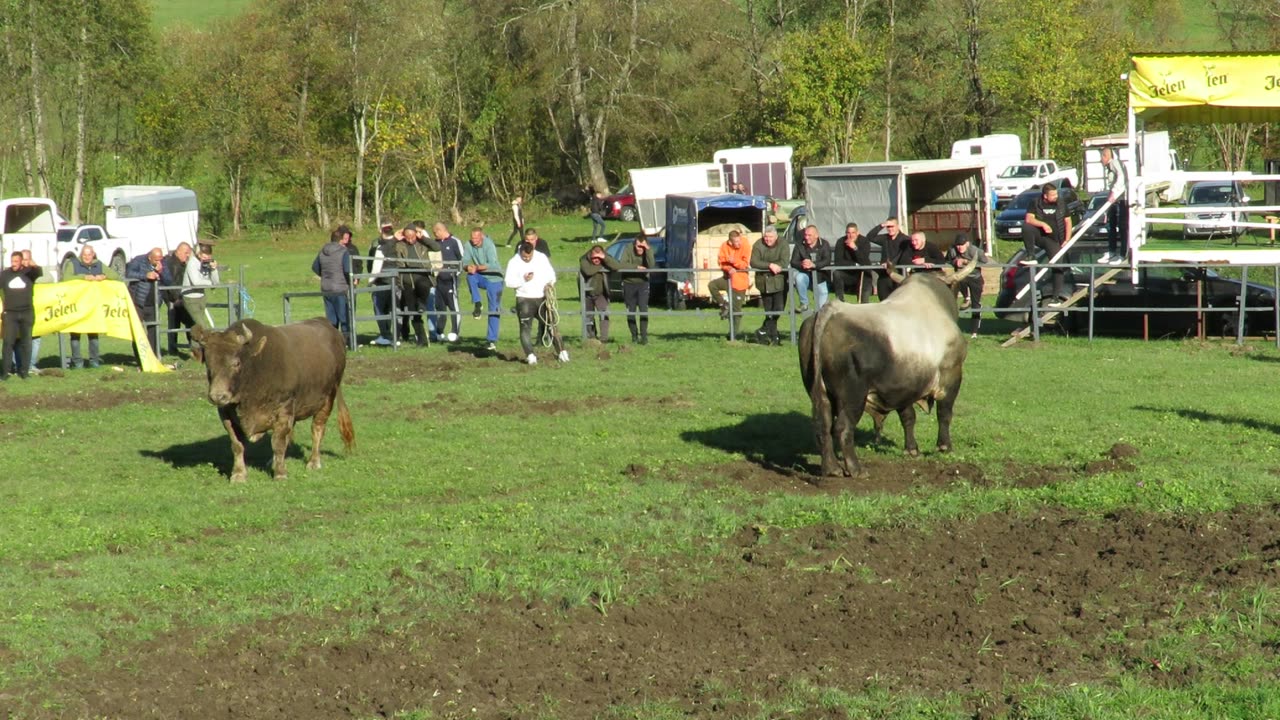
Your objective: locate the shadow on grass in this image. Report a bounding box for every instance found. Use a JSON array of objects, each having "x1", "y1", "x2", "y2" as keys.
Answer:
[
  {"x1": 141, "y1": 434, "x2": 311, "y2": 478},
  {"x1": 1134, "y1": 404, "x2": 1280, "y2": 435},
  {"x1": 680, "y1": 410, "x2": 882, "y2": 474}
]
